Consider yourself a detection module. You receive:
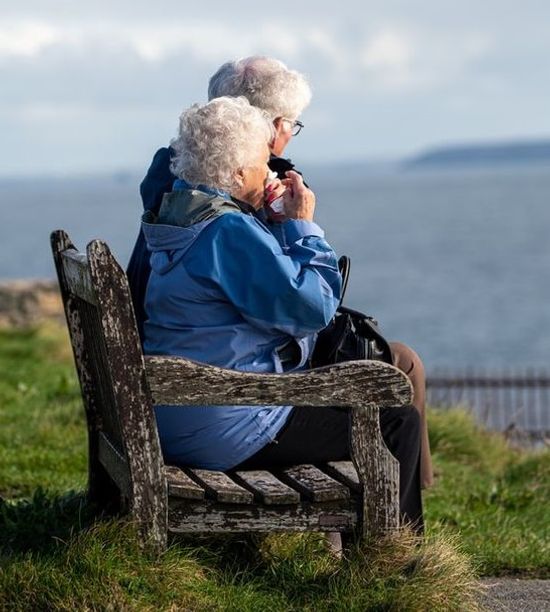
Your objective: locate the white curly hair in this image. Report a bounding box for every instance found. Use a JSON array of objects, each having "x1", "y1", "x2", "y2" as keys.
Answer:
[
  {"x1": 208, "y1": 56, "x2": 312, "y2": 121},
  {"x1": 169, "y1": 96, "x2": 274, "y2": 194}
]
